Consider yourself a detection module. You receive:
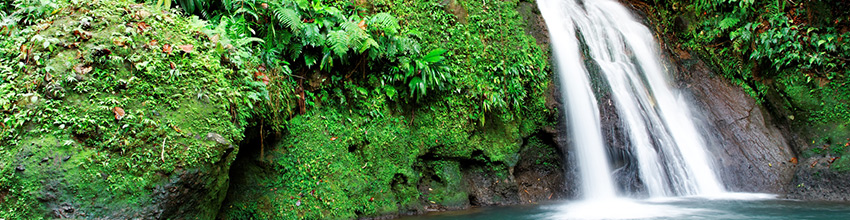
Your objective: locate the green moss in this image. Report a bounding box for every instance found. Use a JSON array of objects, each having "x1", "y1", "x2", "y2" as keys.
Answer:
[
  {"x1": 831, "y1": 156, "x2": 850, "y2": 172},
  {"x1": 3, "y1": 0, "x2": 555, "y2": 218},
  {"x1": 0, "y1": 0, "x2": 260, "y2": 218}
]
